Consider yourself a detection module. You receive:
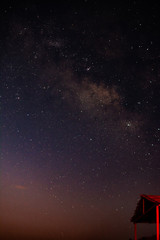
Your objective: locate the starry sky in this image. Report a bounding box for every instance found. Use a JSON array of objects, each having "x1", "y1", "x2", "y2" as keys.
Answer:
[{"x1": 1, "y1": 1, "x2": 160, "y2": 240}]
